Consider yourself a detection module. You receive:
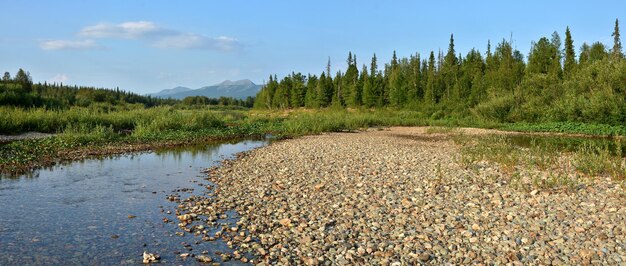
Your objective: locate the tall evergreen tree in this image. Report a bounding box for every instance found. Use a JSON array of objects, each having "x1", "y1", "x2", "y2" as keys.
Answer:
[
  {"x1": 343, "y1": 52, "x2": 360, "y2": 107},
  {"x1": 564, "y1": 26, "x2": 577, "y2": 75},
  {"x1": 424, "y1": 51, "x2": 437, "y2": 105},
  {"x1": 442, "y1": 34, "x2": 459, "y2": 102},
  {"x1": 612, "y1": 18, "x2": 623, "y2": 59},
  {"x1": 2, "y1": 72, "x2": 10, "y2": 82},
  {"x1": 370, "y1": 53, "x2": 378, "y2": 76},
  {"x1": 304, "y1": 74, "x2": 318, "y2": 108}
]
